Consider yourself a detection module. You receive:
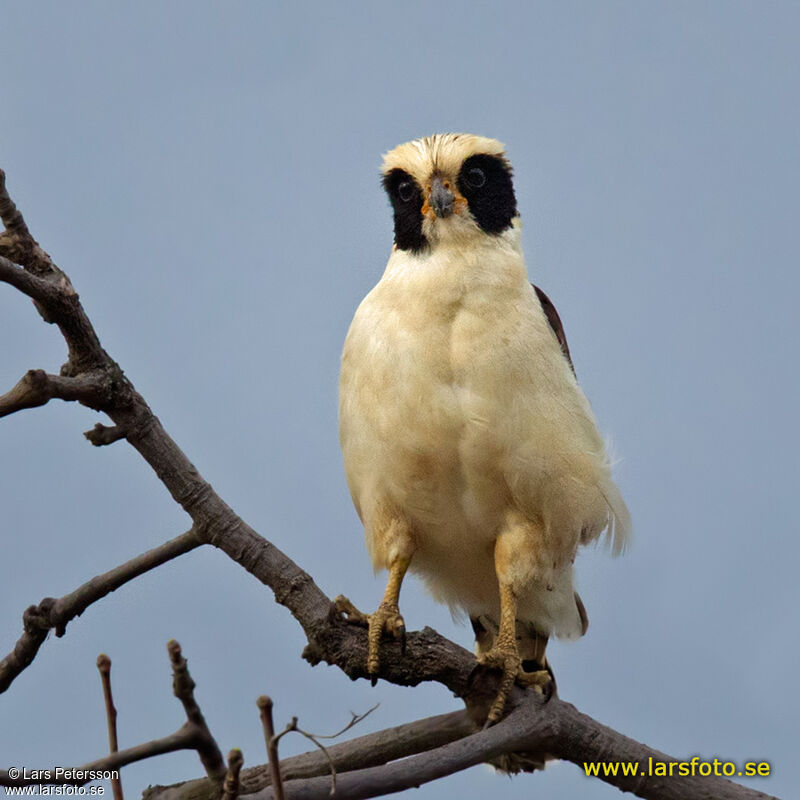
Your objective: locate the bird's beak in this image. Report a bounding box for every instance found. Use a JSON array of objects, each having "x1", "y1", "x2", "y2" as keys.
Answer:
[{"x1": 428, "y1": 176, "x2": 455, "y2": 219}]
